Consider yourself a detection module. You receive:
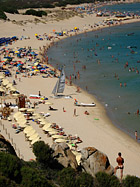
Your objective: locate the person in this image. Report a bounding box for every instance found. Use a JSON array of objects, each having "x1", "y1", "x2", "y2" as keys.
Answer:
[
  {"x1": 114, "y1": 152, "x2": 124, "y2": 181},
  {"x1": 63, "y1": 107, "x2": 66, "y2": 112},
  {"x1": 135, "y1": 131, "x2": 138, "y2": 141},
  {"x1": 137, "y1": 109, "x2": 139, "y2": 116},
  {"x1": 49, "y1": 106, "x2": 53, "y2": 110},
  {"x1": 39, "y1": 91, "x2": 41, "y2": 96},
  {"x1": 73, "y1": 108, "x2": 76, "y2": 116},
  {"x1": 84, "y1": 111, "x2": 89, "y2": 115},
  {"x1": 76, "y1": 86, "x2": 80, "y2": 93}
]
